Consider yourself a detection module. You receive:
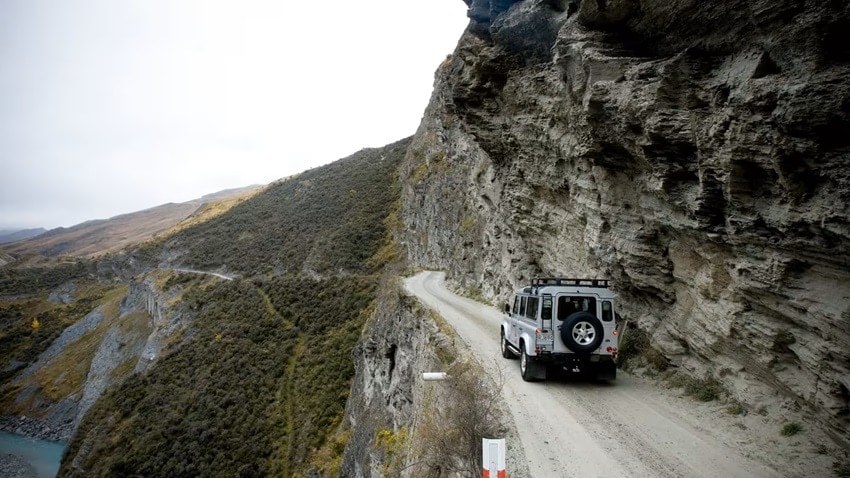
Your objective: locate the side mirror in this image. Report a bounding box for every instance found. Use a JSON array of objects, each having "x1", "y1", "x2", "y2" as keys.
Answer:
[{"x1": 504, "y1": 304, "x2": 511, "y2": 314}]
